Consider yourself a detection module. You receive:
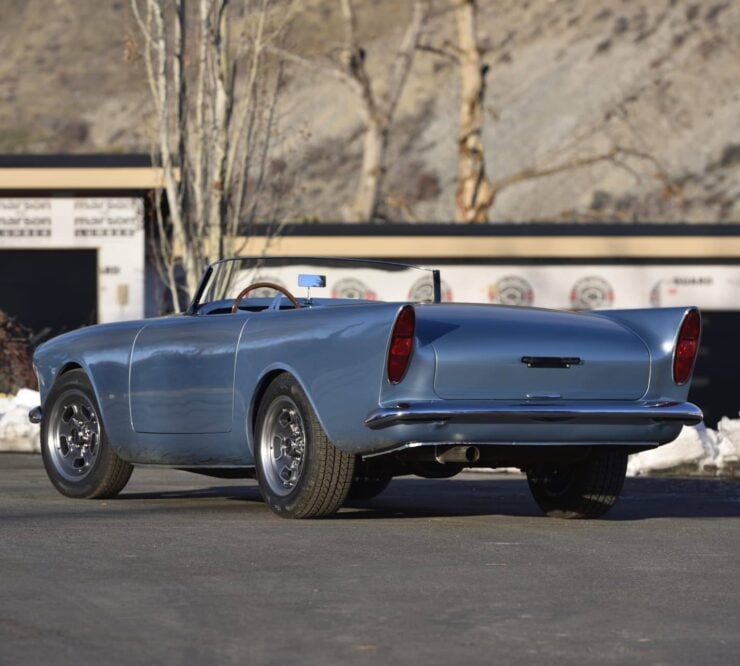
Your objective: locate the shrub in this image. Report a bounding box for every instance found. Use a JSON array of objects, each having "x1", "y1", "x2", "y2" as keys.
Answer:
[{"x1": 0, "y1": 311, "x2": 37, "y2": 394}]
